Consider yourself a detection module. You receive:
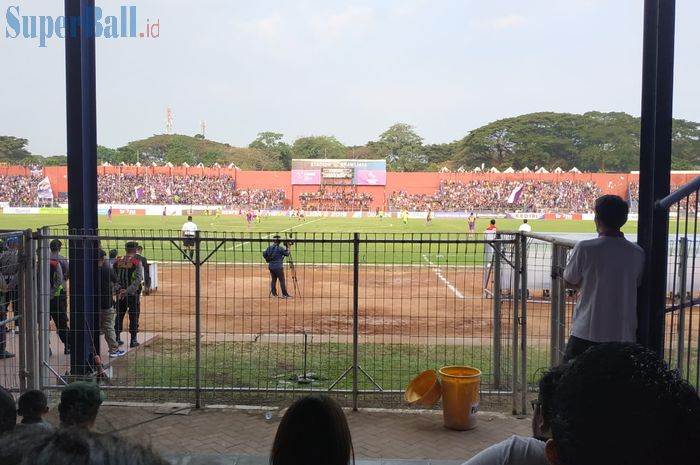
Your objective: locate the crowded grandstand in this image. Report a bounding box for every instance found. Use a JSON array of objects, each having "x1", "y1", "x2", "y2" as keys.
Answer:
[{"x1": 2, "y1": 165, "x2": 697, "y2": 213}]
